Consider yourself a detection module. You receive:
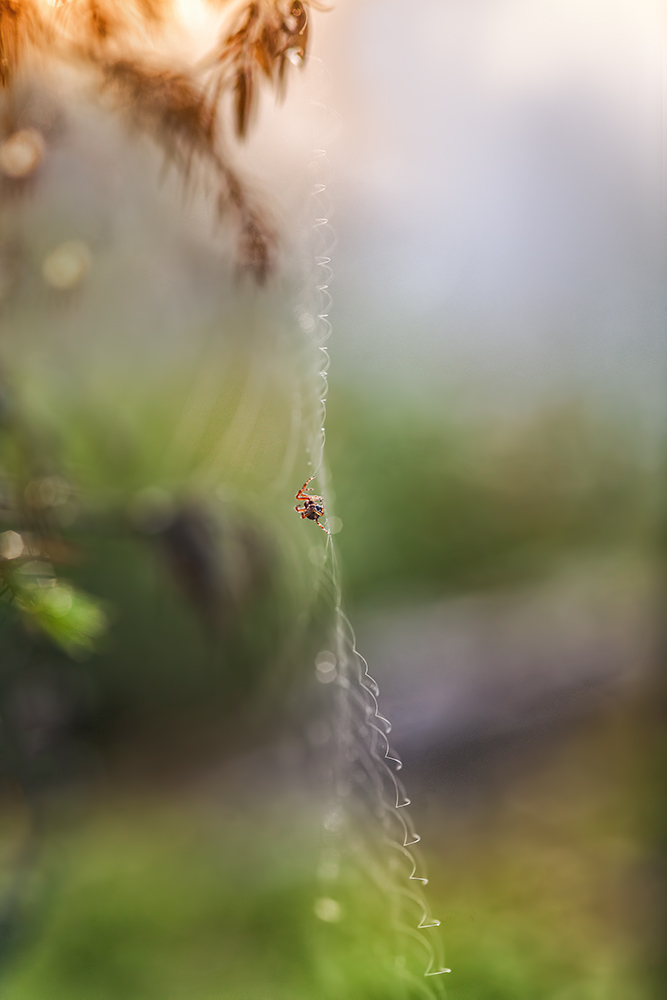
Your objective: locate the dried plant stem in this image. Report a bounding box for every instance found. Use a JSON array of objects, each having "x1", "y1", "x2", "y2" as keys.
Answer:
[{"x1": 0, "y1": 0, "x2": 330, "y2": 282}]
